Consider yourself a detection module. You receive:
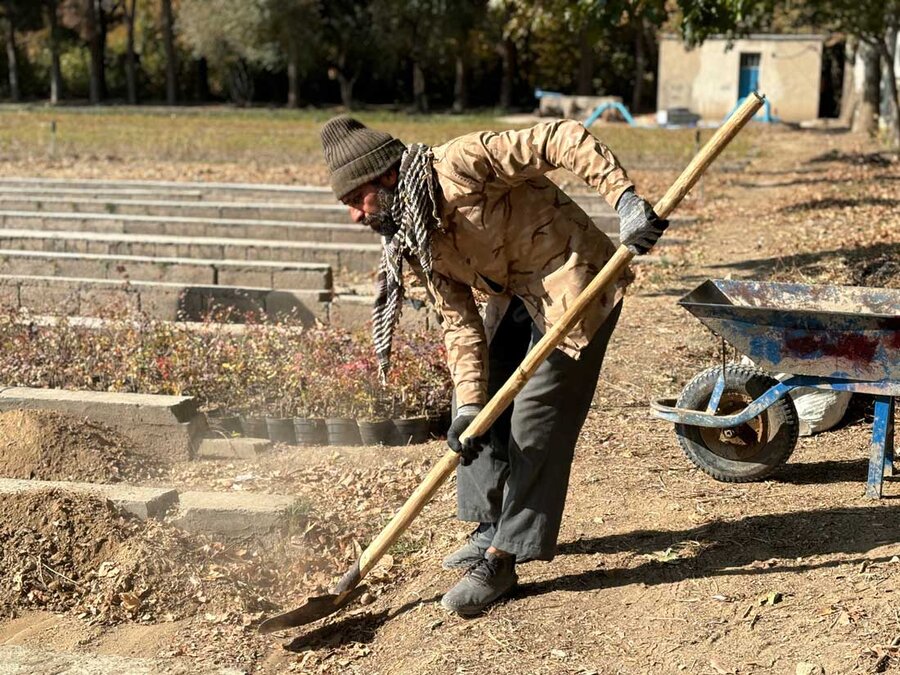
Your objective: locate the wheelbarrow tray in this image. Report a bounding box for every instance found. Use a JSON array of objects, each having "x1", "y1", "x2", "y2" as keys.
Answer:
[{"x1": 680, "y1": 280, "x2": 900, "y2": 382}]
